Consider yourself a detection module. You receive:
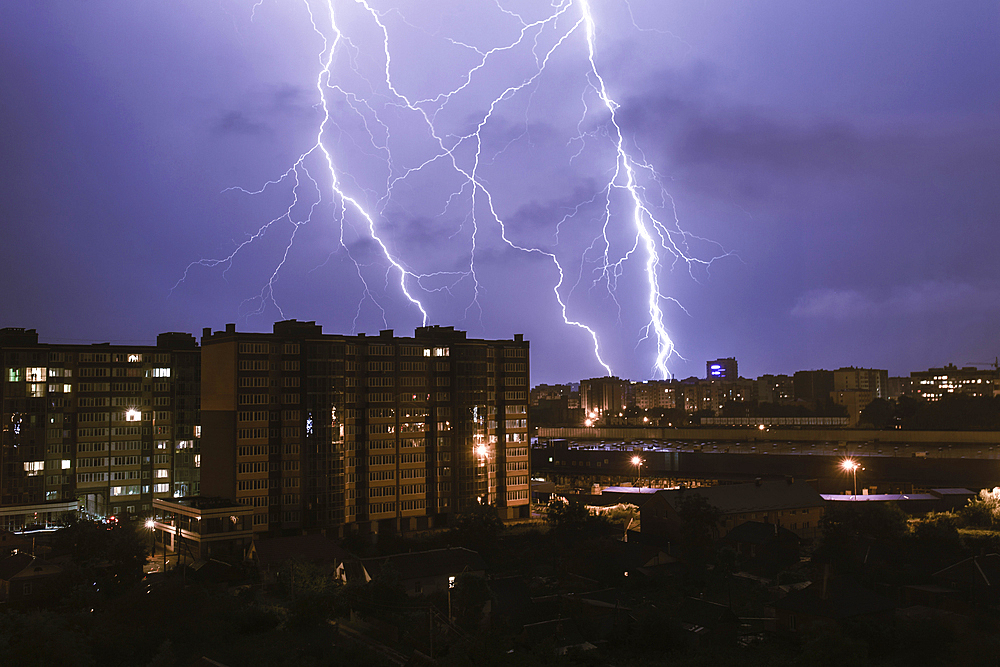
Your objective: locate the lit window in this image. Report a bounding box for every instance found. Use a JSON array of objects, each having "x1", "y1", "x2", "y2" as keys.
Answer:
[{"x1": 152, "y1": 368, "x2": 171, "y2": 378}]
